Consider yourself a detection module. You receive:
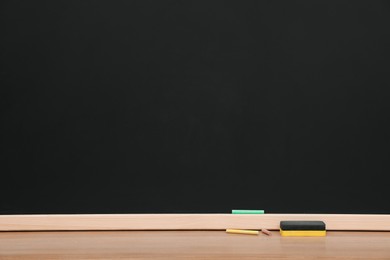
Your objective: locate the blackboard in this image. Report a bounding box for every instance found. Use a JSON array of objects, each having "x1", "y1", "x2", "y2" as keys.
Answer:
[{"x1": 1, "y1": 0, "x2": 390, "y2": 215}]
